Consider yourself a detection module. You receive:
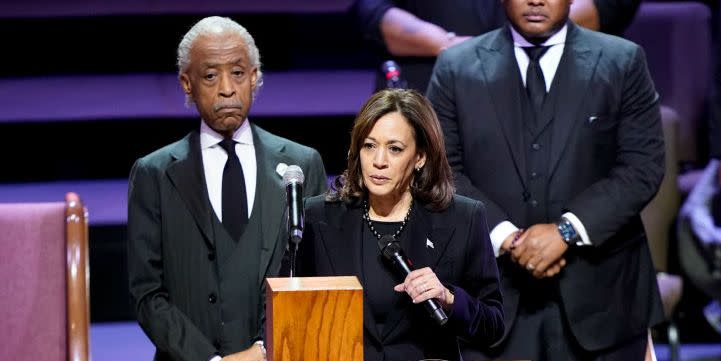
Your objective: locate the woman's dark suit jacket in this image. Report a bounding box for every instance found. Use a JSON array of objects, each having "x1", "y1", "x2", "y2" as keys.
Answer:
[{"x1": 295, "y1": 194, "x2": 504, "y2": 361}]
